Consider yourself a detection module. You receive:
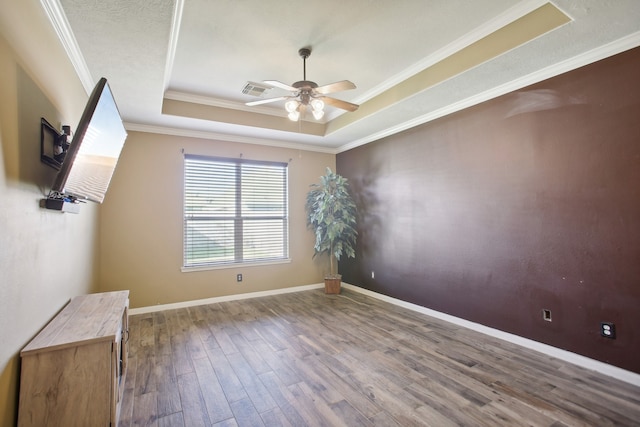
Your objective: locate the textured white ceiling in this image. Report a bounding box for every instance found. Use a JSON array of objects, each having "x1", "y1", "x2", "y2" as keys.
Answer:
[{"x1": 53, "y1": 0, "x2": 640, "y2": 152}]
